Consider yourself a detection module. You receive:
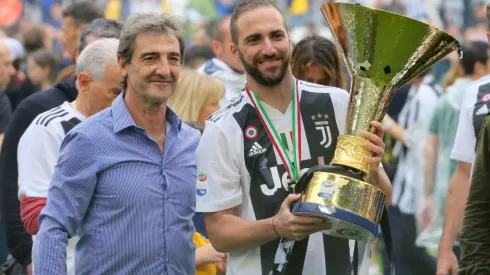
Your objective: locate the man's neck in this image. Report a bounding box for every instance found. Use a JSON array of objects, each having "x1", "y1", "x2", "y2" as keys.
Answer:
[
  {"x1": 124, "y1": 89, "x2": 167, "y2": 136},
  {"x1": 247, "y1": 71, "x2": 293, "y2": 114},
  {"x1": 72, "y1": 98, "x2": 89, "y2": 118}
]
